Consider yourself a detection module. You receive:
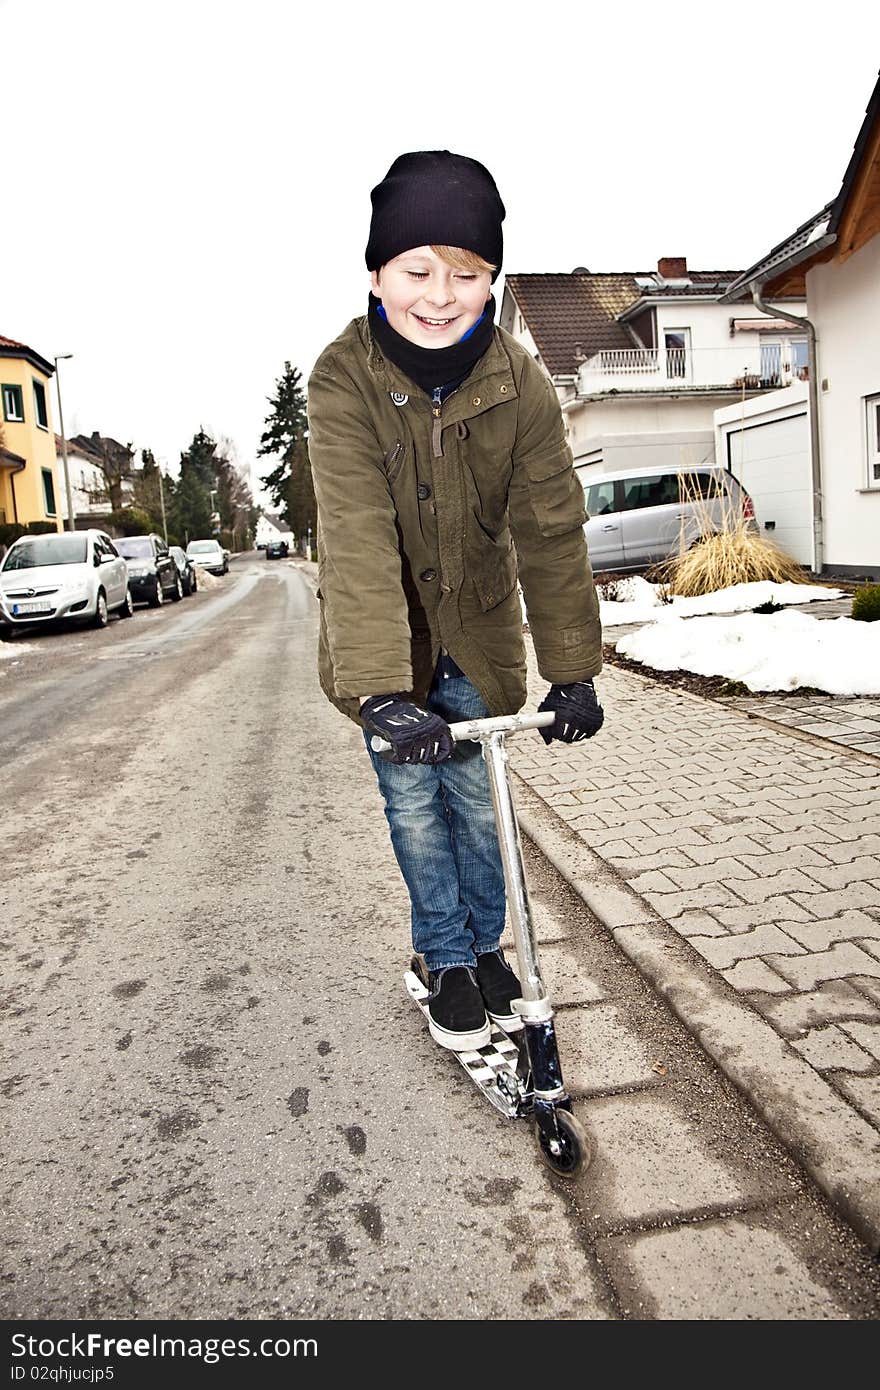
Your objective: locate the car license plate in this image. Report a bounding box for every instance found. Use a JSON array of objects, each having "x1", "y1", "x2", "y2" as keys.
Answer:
[{"x1": 12, "y1": 601, "x2": 52, "y2": 615}]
